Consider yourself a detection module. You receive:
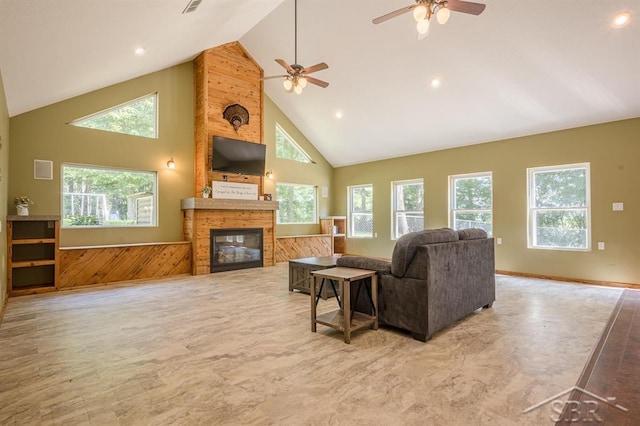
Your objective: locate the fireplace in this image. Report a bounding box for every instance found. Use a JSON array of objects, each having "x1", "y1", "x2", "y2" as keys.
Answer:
[{"x1": 210, "y1": 228, "x2": 263, "y2": 272}]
